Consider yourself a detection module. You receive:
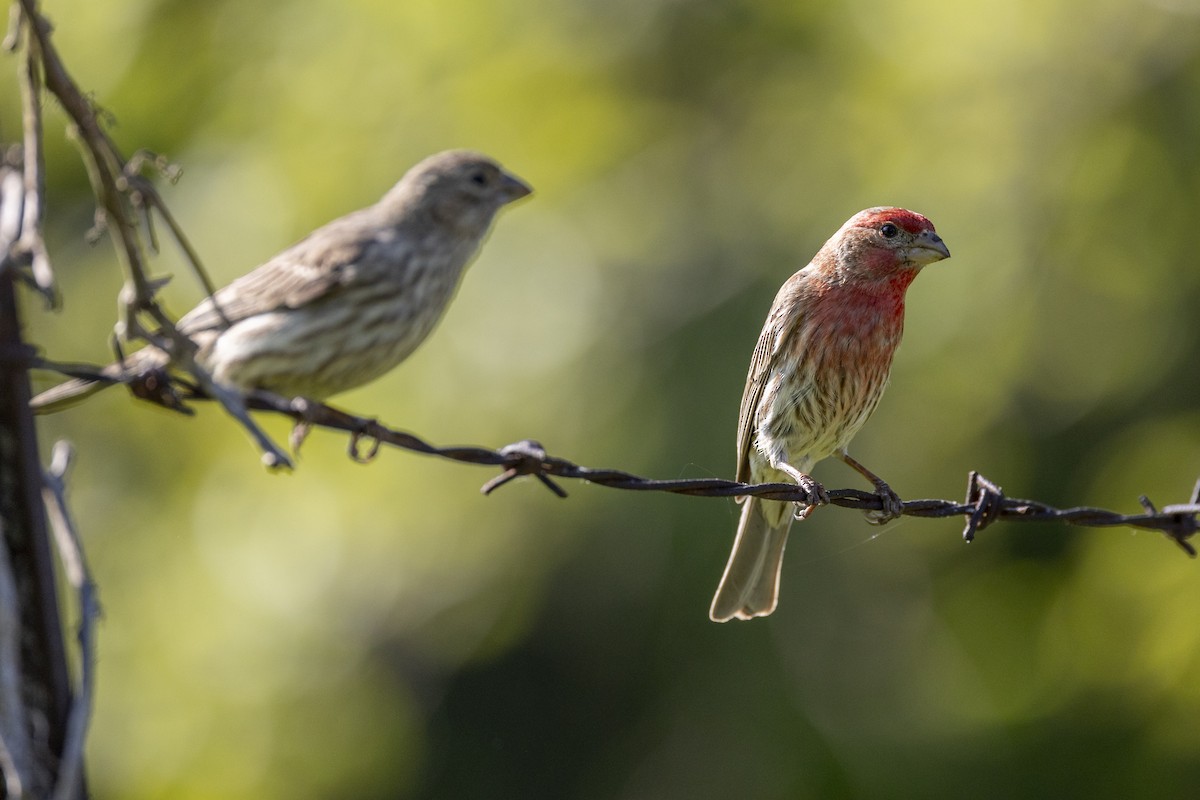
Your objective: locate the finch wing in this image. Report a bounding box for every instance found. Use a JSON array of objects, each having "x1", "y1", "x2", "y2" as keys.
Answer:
[
  {"x1": 735, "y1": 269, "x2": 811, "y2": 484},
  {"x1": 735, "y1": 305, "x2": 786, "y2": 484},
  {"x1": 177, "y1": 219, "x2": 373, "y2": 336}
]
